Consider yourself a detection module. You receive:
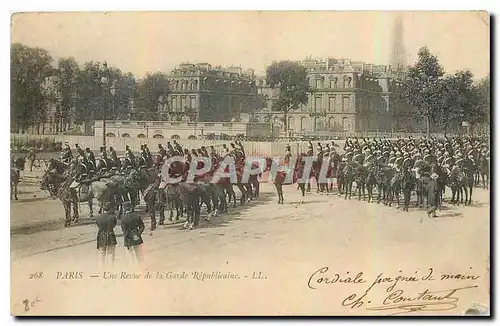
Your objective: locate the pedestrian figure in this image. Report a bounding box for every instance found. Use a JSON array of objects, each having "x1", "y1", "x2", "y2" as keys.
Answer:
[
  {"x1": 120, "y1": 202, "x2": 145, "y2": 265},
  {"x1": 426, "y1": 172, "x2": 440, "y2": 219},
  {"x1": 27, "y1": 148, "x2": 36, "y2": 172},
  {"x1": 95, "y1": 202, "x2": 117, "y2": 270}
]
